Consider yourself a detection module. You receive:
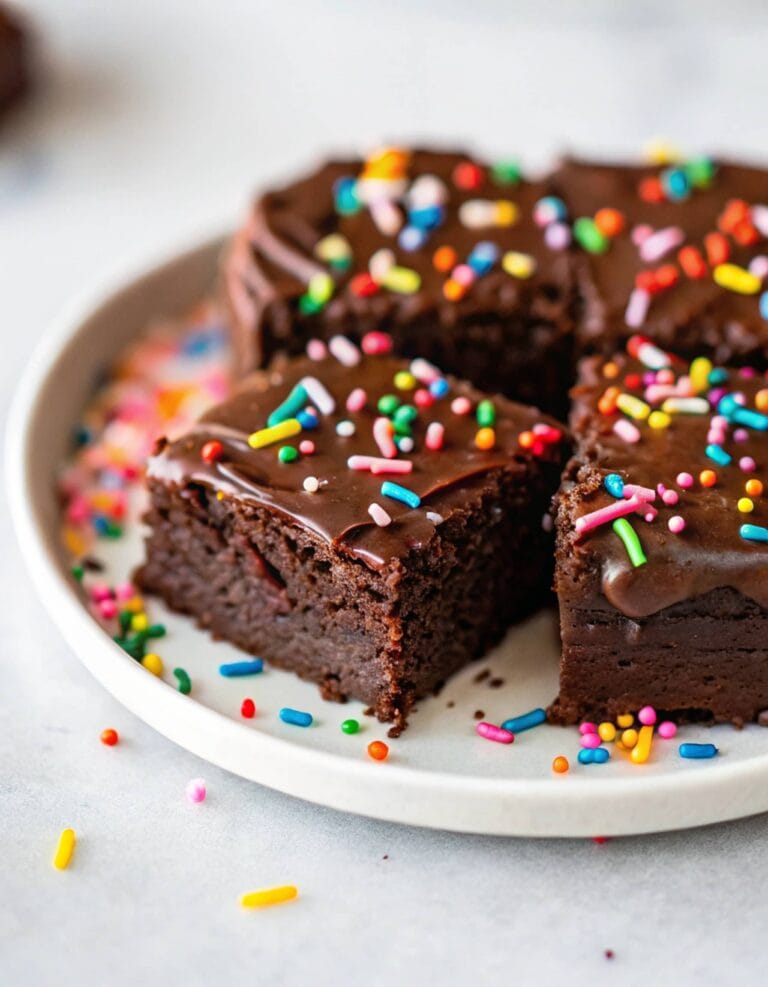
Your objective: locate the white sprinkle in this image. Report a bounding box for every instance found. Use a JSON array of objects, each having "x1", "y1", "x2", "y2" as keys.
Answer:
[
  {"x1": 397, "y1": 437, "x2": 414, "y2": 453},
  {"x1": 625, "y1": 288, "x2": 651, "y2": 328},
  {"x1": 639, "y1": 226, "x2": 685, "y2": 263},
  {"x1": 613, "y1": 419, "x2": 641, "y2": 444},
  {"x1": 328, "y1": 335, "x2": 361, "y2": 367},
  {"x1": 369, "y1": 248, "x2": 395, "y2": 282},
  {"x1": 303, "y1": 476, "x2": 320, "y2": 493},
  {"x1": 300, "y1": 376, "x2": 336, "y2": 415},
  {"x1": 661, "y1": 397, "x2": 710, "y2": 415},
  {"x1": 407, "y1": 174, "x2": 448, "y2": 208},
  {"x1": 368, "y1": 502, "x2": 392, "y2": 527},
  {"x1": 336, "y1": 420, "x2": 355, "y2": 437},
  {"x1": 749, "y1": 255, "x2": 768, "y2": 280},
  {"x1": 410, "y1": 357, "x2": 441, "y2": 384},
  {"x1": 426, "y1": 511, "x2": 444, "y2": 526},
  {"x1": 369, "y1": 199, "x2": 403, "y2": 236},
  {"x1": 751, "y1": 205, "x2": 768, "y2": 237}
]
